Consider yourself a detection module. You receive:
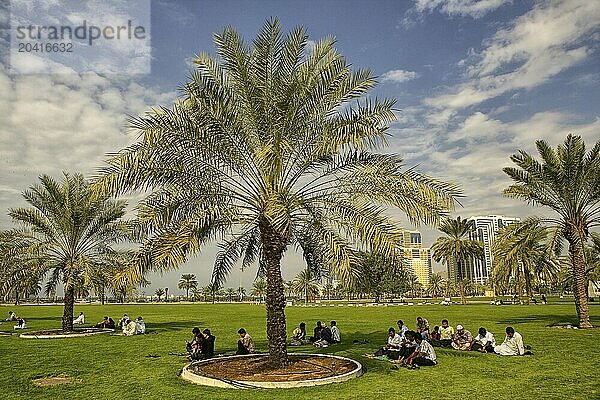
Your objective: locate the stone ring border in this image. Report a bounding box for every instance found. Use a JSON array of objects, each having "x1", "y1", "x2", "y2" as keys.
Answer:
[
  {"x1": 20, "y1": 329, "x2": 114, "y2": 339},
  {"x1": 180, "y1": 353, "x2": 363, "y2": 389}
]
